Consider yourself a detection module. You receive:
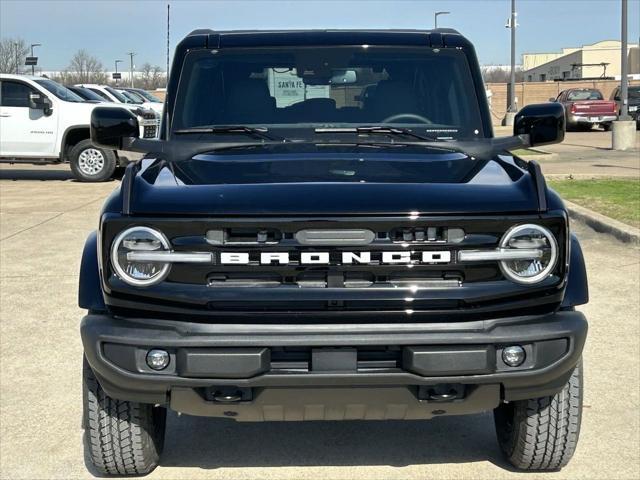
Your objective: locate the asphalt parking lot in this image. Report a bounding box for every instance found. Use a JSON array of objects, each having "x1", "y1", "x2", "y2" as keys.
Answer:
[{"x1": 0, "y1": 161, "x2": 639, "y2": 479}]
